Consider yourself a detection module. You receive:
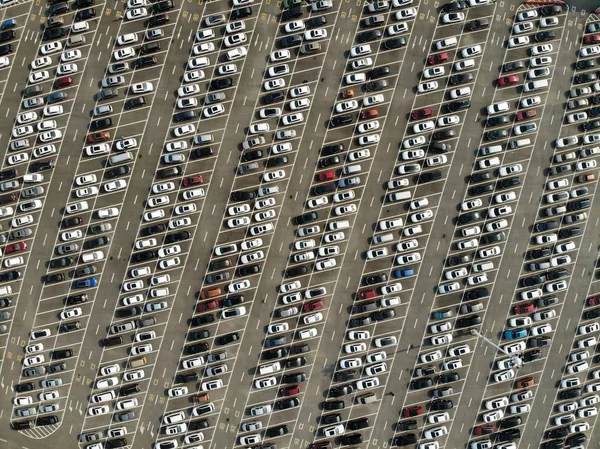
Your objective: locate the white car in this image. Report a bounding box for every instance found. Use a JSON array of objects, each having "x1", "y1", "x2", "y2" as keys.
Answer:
[
  {"x1": 508, "y1": 36, "x2": 530, "y2": 48},
  {"x1": 113, "y1": 47, "x2": 135, "y2": 61},
  {"x1": 531, "y1": 44, "x2": 553, "y2": 55},
  {"x1": 40, "y1": 41, "x2": 63, "y2": 55},
  {"x1": 125, "y1": 7, "x2": 148, "y2": 20},
  {"x1": 28, "y1": 70, "x2": 50, "y2": 84}
]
